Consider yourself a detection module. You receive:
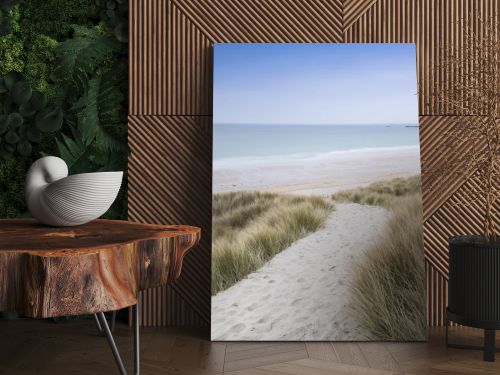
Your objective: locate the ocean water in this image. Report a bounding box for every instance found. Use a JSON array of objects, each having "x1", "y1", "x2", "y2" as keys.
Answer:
[{"x1": 214, "y1": 124, "x2": 420, "y2": 162}]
